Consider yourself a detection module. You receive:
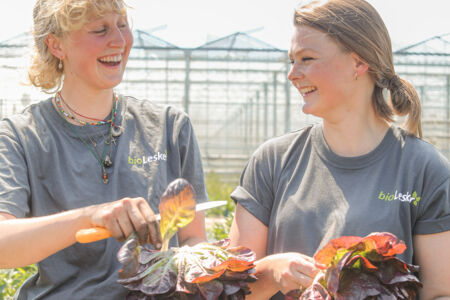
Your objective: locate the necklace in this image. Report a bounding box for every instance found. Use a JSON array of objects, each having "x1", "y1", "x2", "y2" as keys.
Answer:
[
  {"x1": 55, "y1": 92, "x2": 119, "y2": 184},
  {"x1": 55, "y1": 92, "x2": 117, "y2": 126},
  {"x1": 59, "y1": 93, "x2": 109, "y2": 122}
]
